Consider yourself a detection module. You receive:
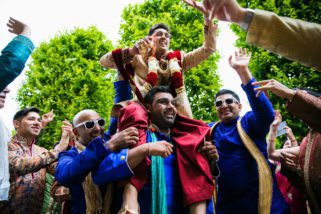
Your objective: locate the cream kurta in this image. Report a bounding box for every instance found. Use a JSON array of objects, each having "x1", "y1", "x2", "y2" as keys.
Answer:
[
  {"x1": 247, "y1": 9, "x2": 321, "y2": 71},
  {"x1": 100, "y1": 23, "x2": 217, "y2": 117}
]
